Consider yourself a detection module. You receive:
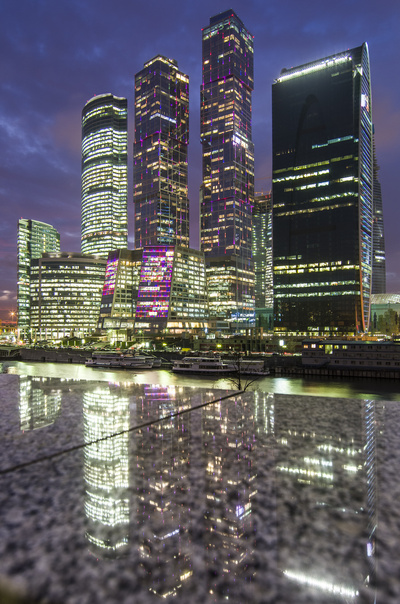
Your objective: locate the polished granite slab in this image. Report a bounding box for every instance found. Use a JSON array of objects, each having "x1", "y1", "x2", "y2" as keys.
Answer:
[{"x1": 0, "y1": 374, "x2": 399, "y2": 603}]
